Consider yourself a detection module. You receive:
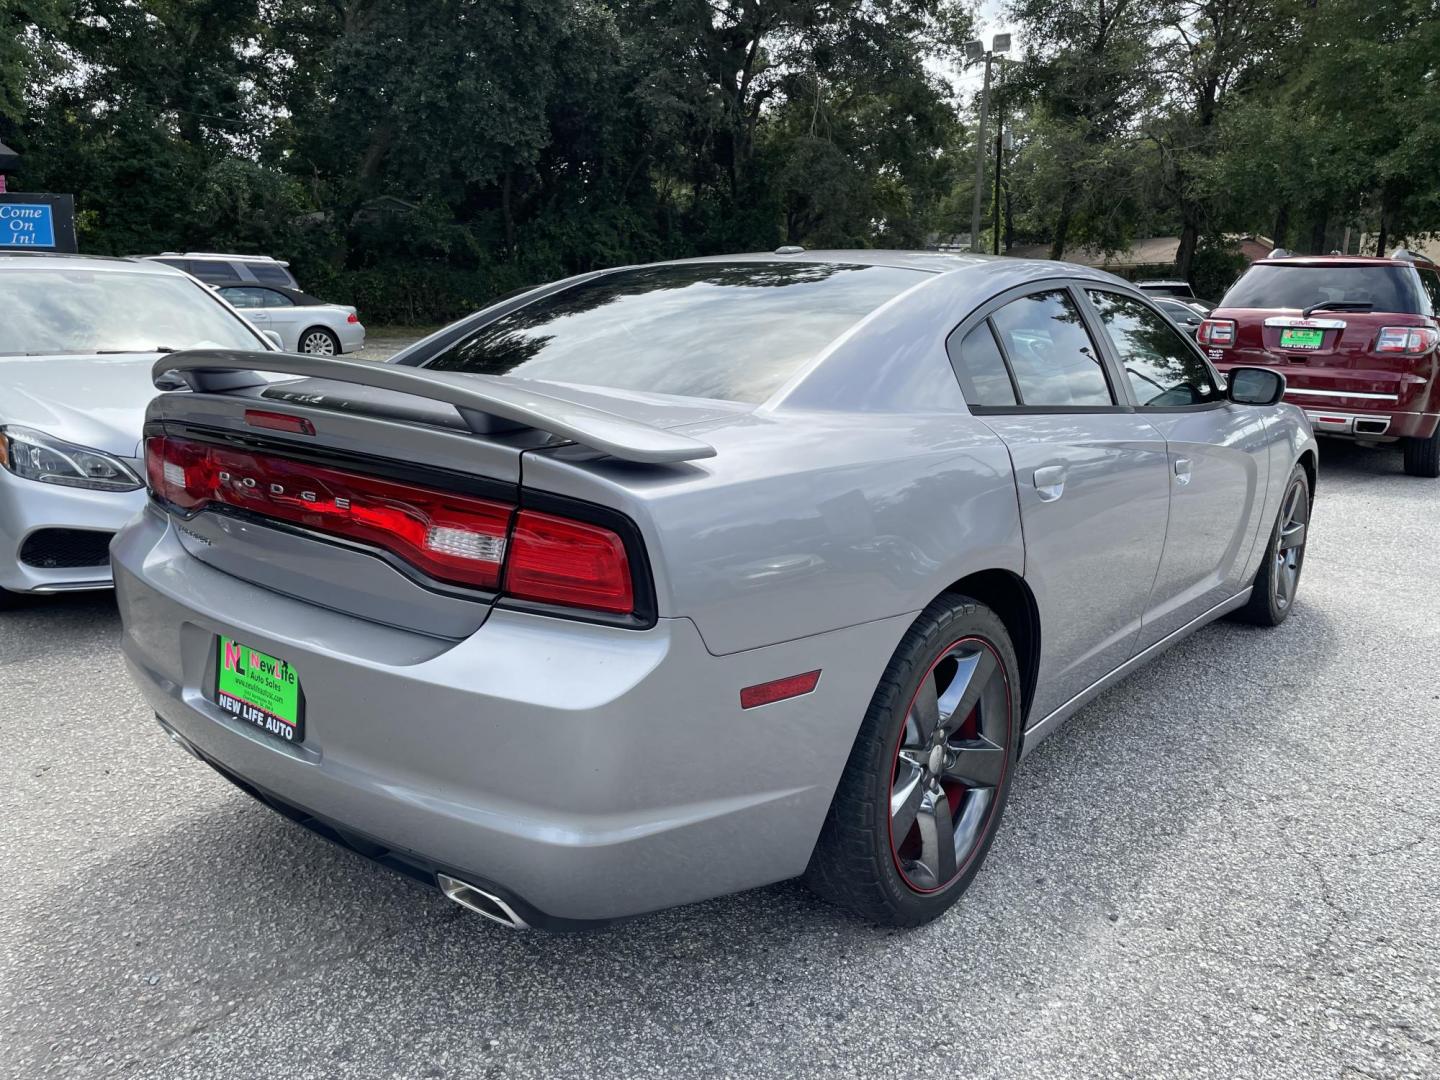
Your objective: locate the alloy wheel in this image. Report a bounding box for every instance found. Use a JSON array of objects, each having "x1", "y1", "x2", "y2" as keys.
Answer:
[
  {"x1": 1272, "y1": 478, "x2": 1309, "y2": 610},
  {"x1": 888, "y1": 637, "x2": 1012, "y2": 892},
  {"x1": 301, "y1": 331, "x2": 337, "y2": 355}
]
